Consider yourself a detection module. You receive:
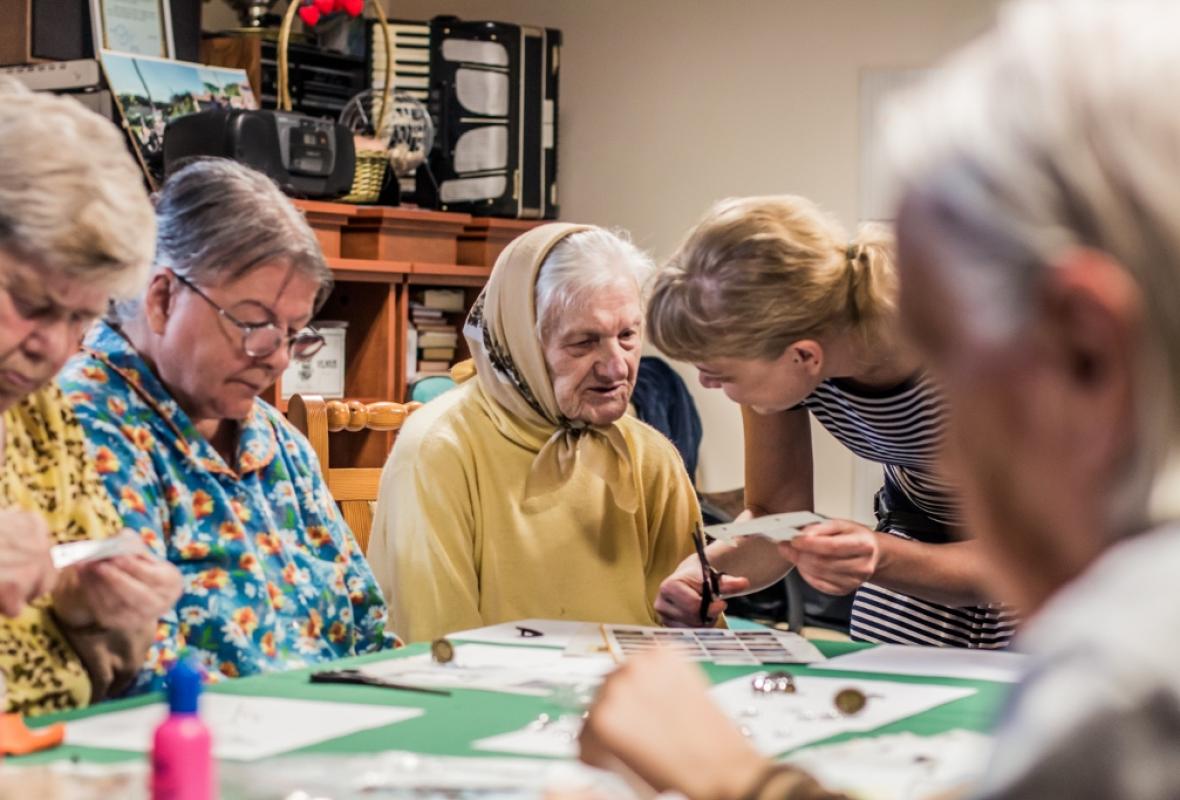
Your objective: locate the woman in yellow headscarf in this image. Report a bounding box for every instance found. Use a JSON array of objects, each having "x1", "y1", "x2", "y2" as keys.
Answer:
[{"x1": 368, "y1": 224, "x2": 699, "y2": 643}]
